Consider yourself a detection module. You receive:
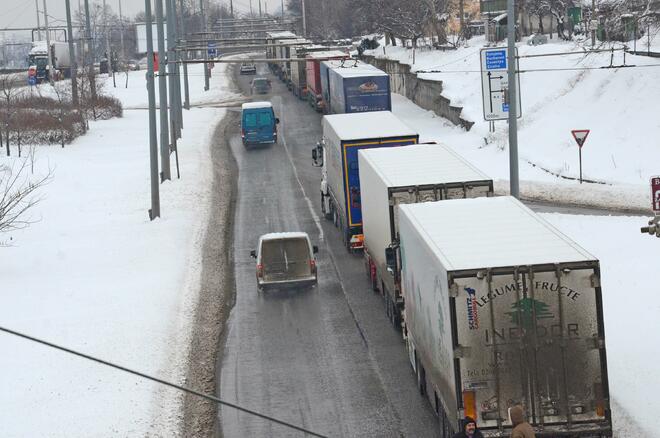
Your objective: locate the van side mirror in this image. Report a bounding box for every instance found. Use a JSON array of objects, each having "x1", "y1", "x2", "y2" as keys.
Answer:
[
  {"x1": 275, "y1": 118, "x2": 280, "y2": 124},
  {"x1": 385, "y1": 247, "x2": 396, "y2": 275},
  {"x1": 250, "y1": 250, "x2": 257, "y2": 258},
  {"x1": 313, "y1": 245, "x2": 318, "y2": 254}
]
